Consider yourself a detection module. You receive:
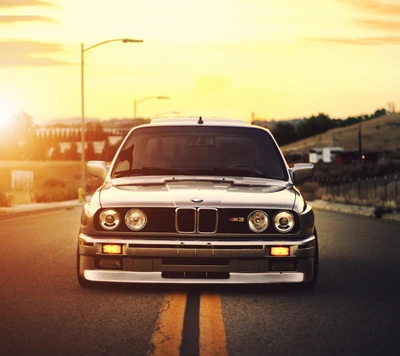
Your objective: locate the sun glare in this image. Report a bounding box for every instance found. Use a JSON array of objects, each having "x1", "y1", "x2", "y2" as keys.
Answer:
[{"x1": 0, "y1": 98, "x2": 17, "y2": 130}]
